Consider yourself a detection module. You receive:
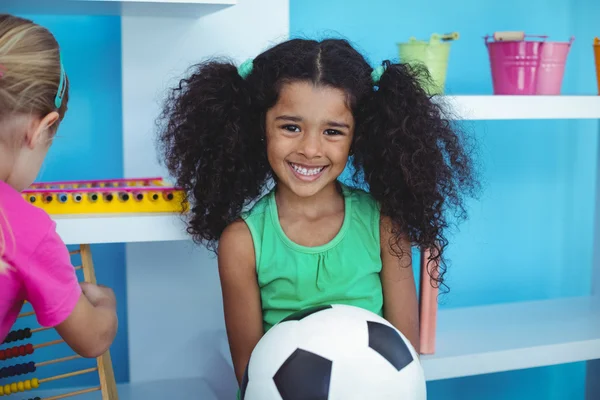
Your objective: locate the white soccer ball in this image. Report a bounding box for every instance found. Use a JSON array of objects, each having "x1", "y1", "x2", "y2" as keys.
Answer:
[{"x1": 240, "y1": 304, "x2": 426, "y2": 400}]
